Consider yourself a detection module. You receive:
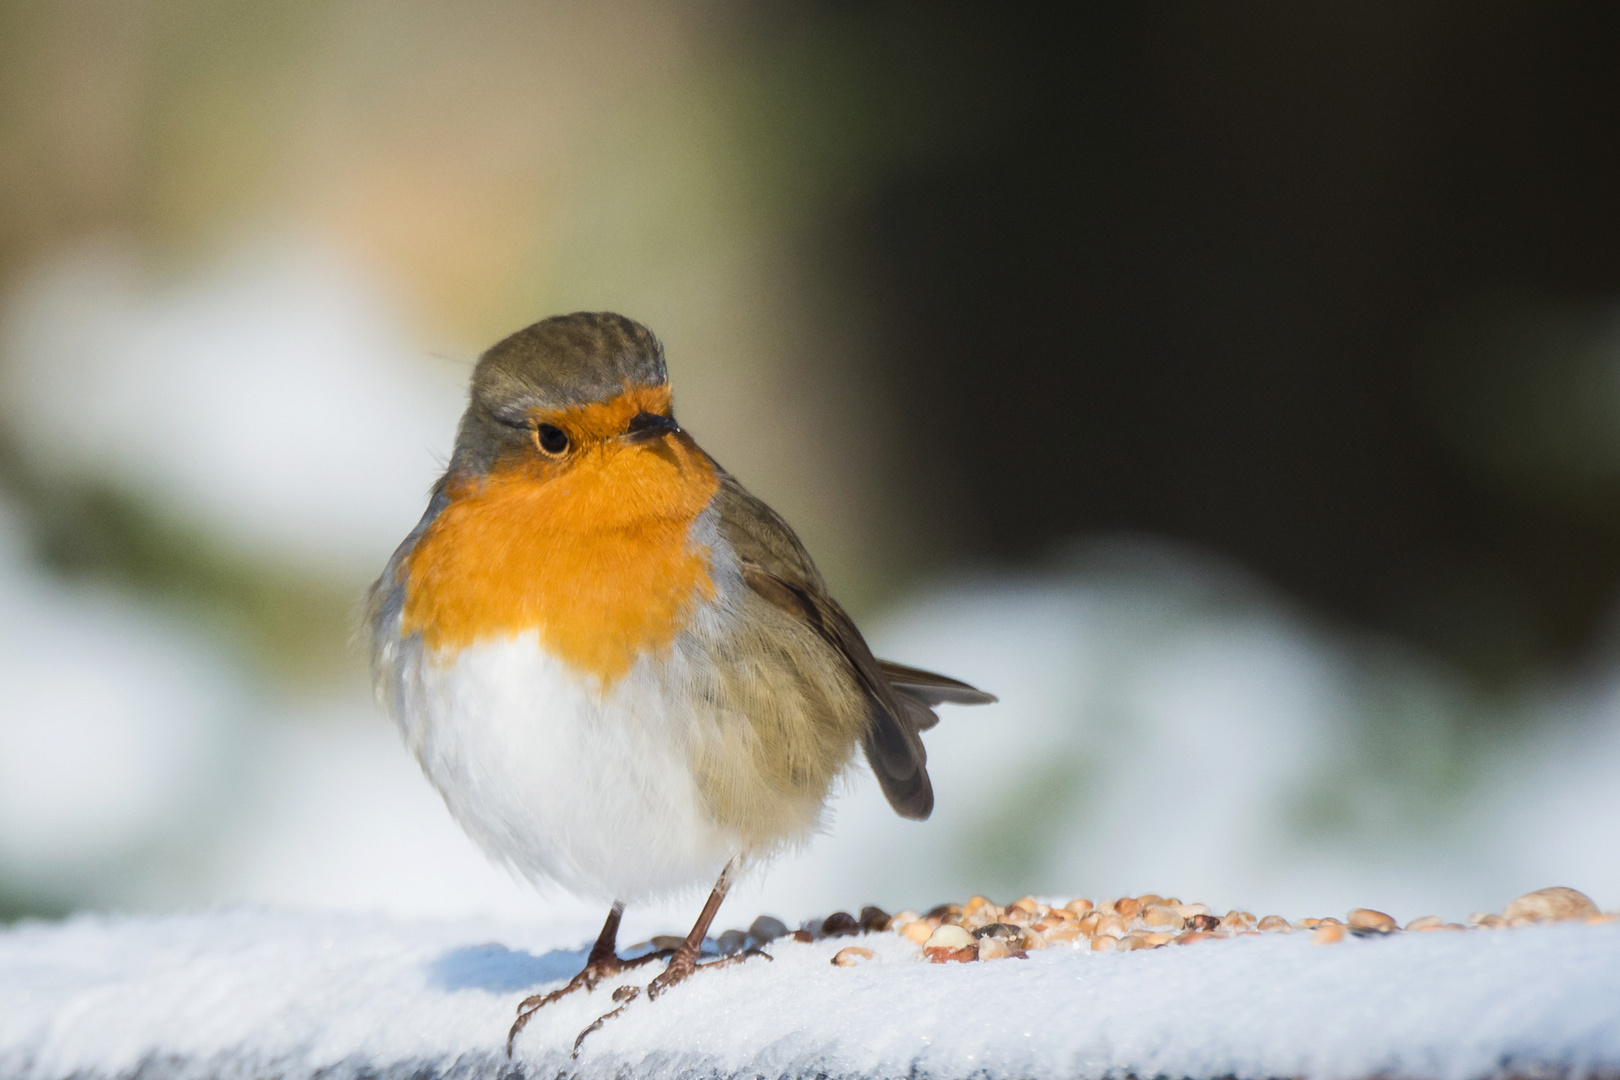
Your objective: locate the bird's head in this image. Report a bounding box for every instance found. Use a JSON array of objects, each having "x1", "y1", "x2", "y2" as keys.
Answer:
[{"x1": 447, "y1": 312, "x2": 712, "y2": 524}]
